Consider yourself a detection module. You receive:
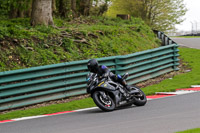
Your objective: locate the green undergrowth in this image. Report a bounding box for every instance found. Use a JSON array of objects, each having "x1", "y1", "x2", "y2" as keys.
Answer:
[
  {"x1": 0, "y1": 47, "x2": 200, "y2": 121},
  {"x1": 0, "y1": 16, "x2": 160, "y2": 72},
  {"x1": 176, "y1": 128, "x2": 200, "y2": 133}
]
